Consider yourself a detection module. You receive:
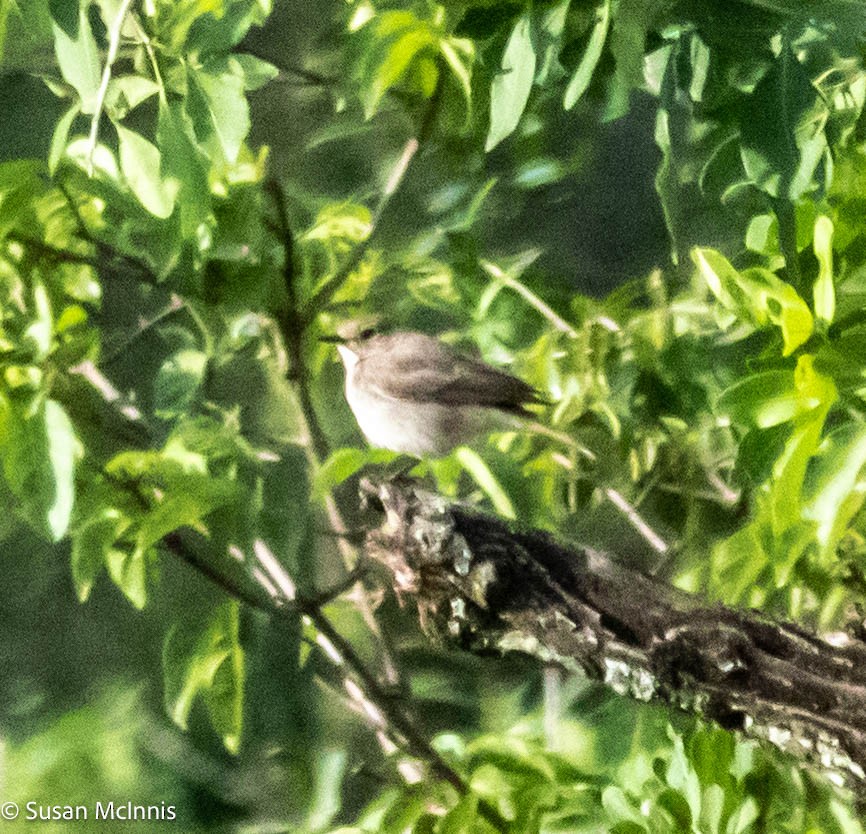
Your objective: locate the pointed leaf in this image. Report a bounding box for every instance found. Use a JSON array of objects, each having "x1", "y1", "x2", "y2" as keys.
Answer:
[
  {"x1": 116, "y1": 125, "x2": 178, "y2": 218},
  {"x1": 187, "y1": 62, "x2": 251, "y2": 163},
  {"x1": 164, "y1": 602, "x2": 245, "y2": 753},
  {"x1": 486, "y1": 13, "x2": 536, "y2": 151},
  {"x1": 0, "y1": 398, "x2": 78, "y2": 541},
  {"x1": 455, "y1": 447, "x2": 515, "y2": 519},
  {"x1": 740, "y1": 45, "x2": 828, "y2": 200},
  {"x1": 564, "y1": 0, "x2": 610, "y2": 111},
  {"x1": 52, "y1": 2, "x2": 100, "y2": 113}
]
